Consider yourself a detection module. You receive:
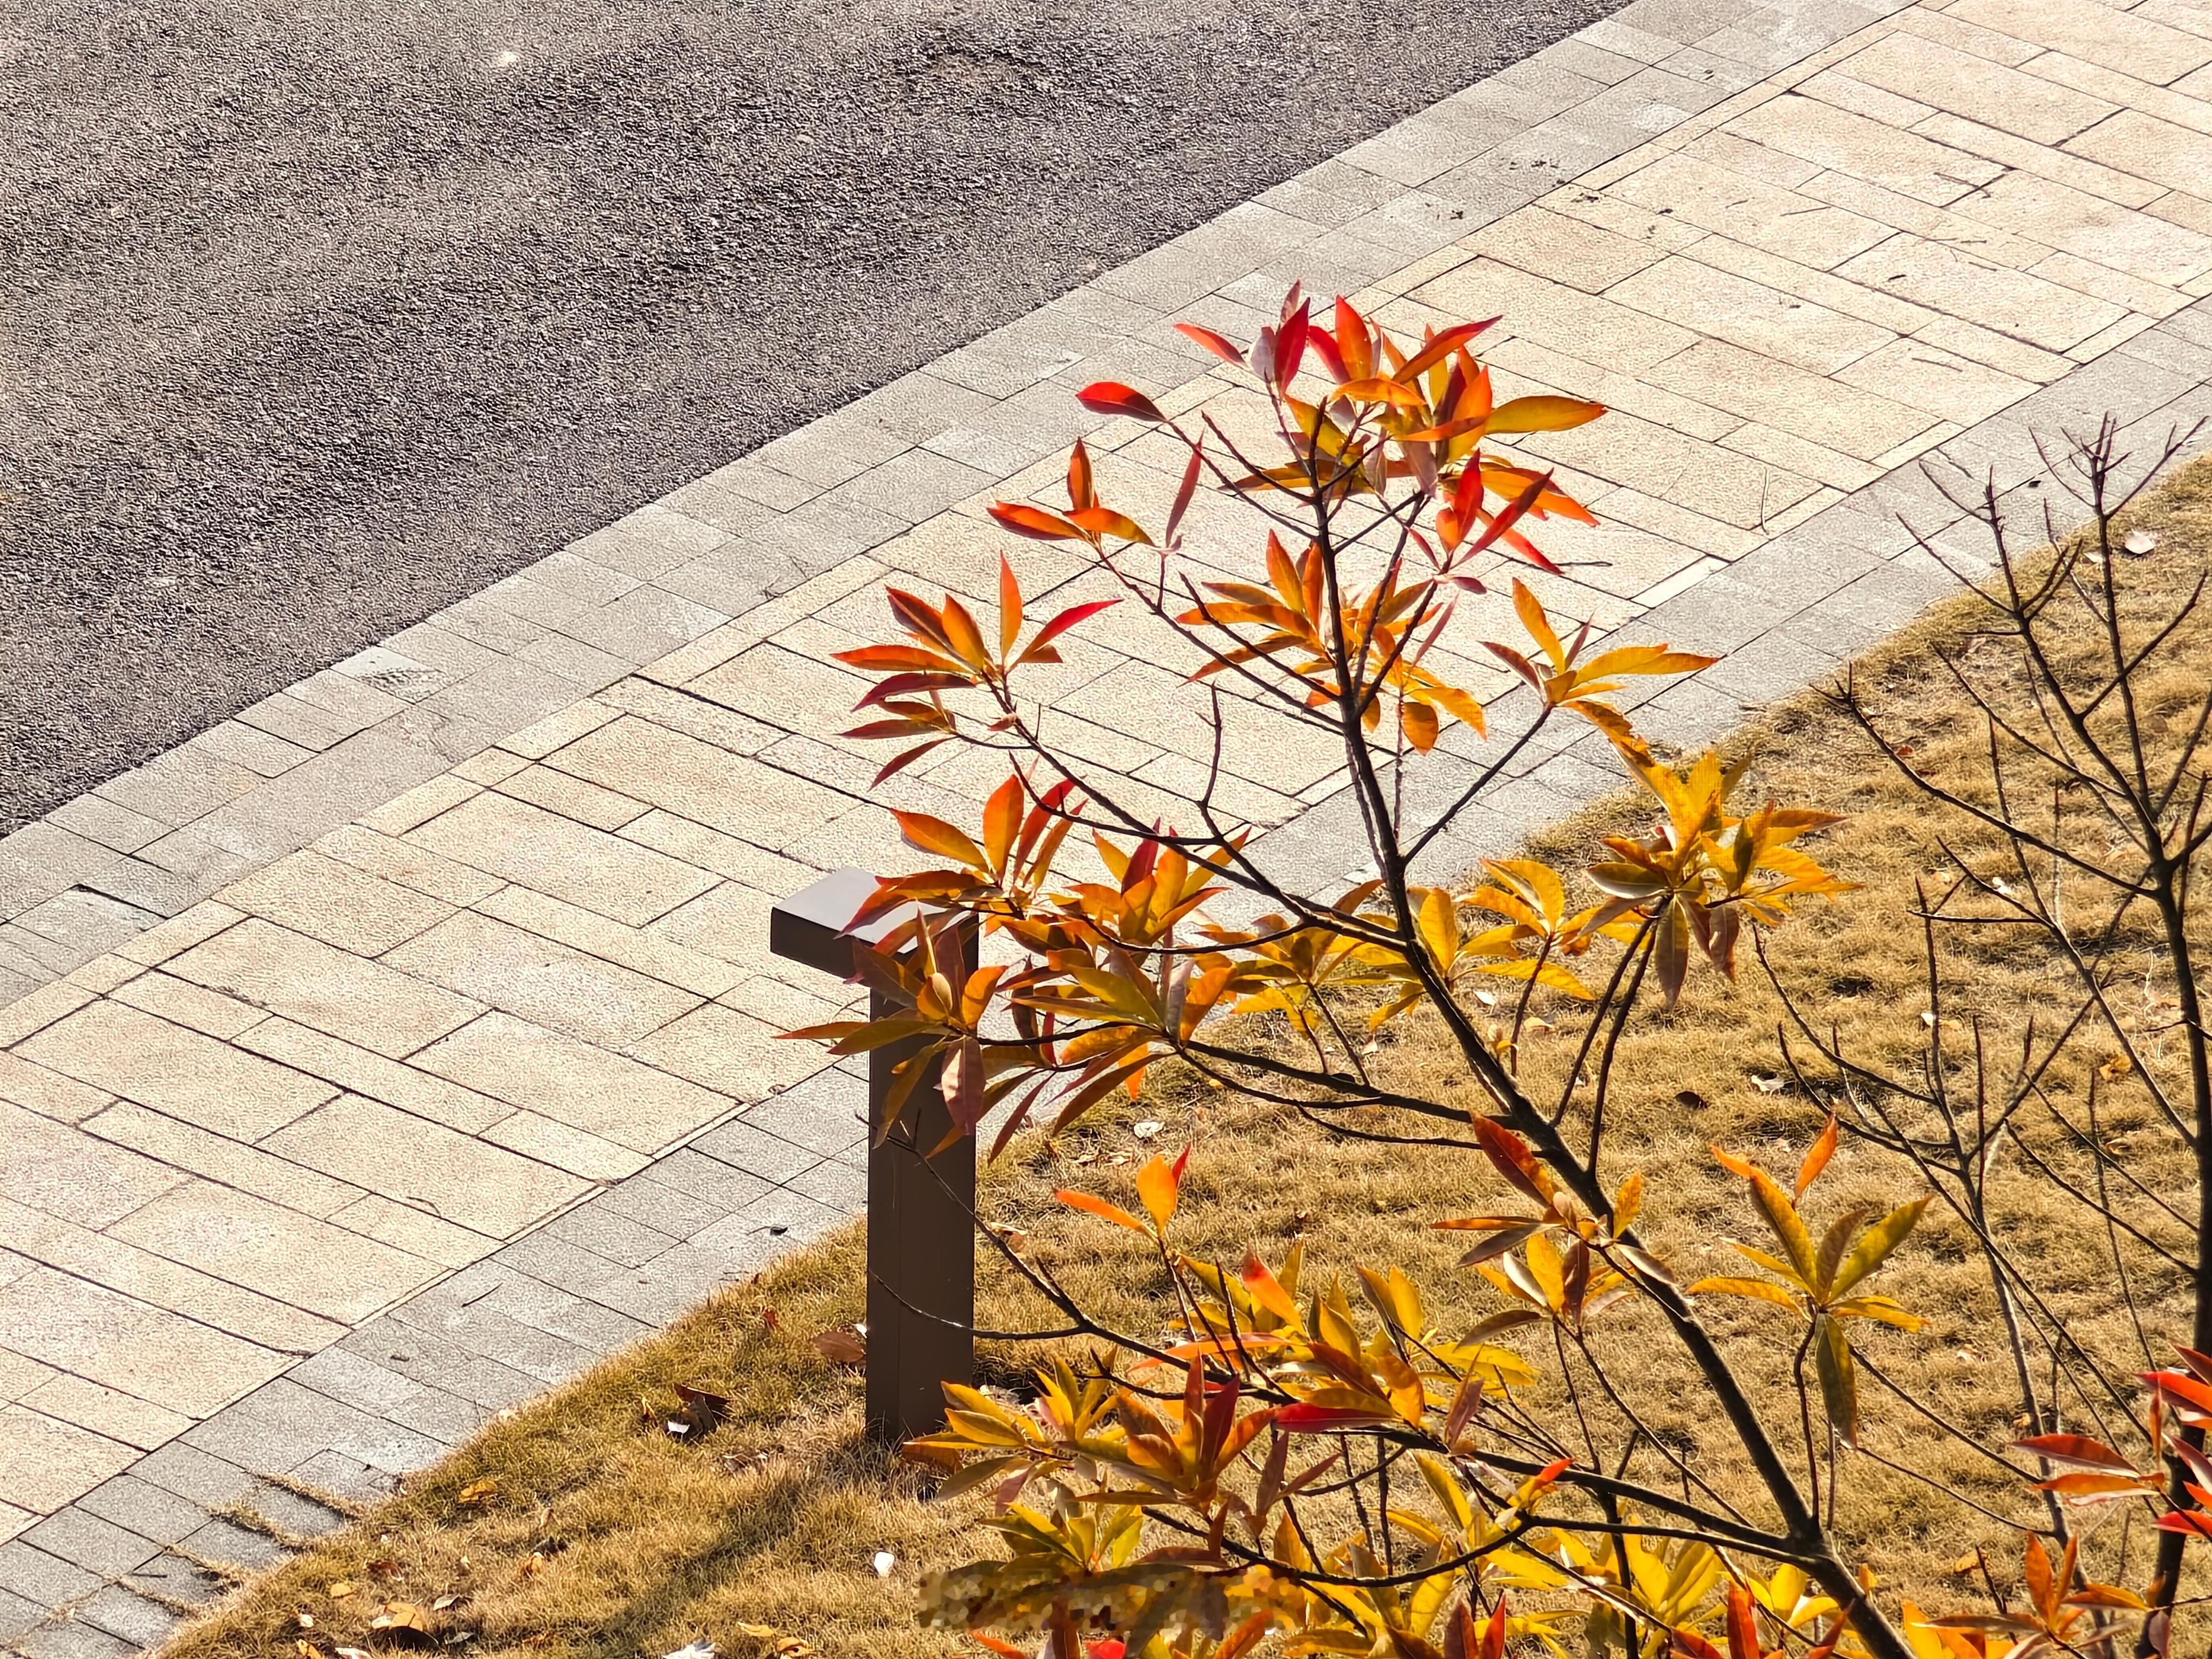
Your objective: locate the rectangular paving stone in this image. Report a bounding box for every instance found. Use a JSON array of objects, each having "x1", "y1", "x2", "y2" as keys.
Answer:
[
  {"x1": 19, "y1": 1375, "x2": 192, "y2": 1454},
  {"x1": 71, "y1": 1477, "x2": 208, "y2": 1550},
  {"x1": 177, "y1": 1514, "x2": 288, "y2": 1571},
  {"x1": 266, "y1": 1094, "x2": 586, "y2": 1240},
  {"x1": 0, "y1": 1101, "x2": 184, "y2": 1229},
  {"x1": 16, "y1": 999, "x2": 335, "y2": 1141},
  {"x1": 20, "y1": 1510, "x2": 160, "y2": 1580},
  {"x1": 0, "y1": 1407, "x2": 138, "y2": 1516},
  {"x1": 413, "y1": 1010, "x2": 731, "y2": 1153},
  {"x1": 216, "y1": 848, "x2": 455, "y2": 956},
  {"x1": 126, "y1": 1444, "x2": 256, "y2": 1511},
  {"x1": 75, "y1": 1584, "x2": 182, "y2": 1650},
  {"x1": 0, "y1": 1541, "x2": 100, "y2": 1611},
  {"x1": 164, "y1": 916, "x2": 482, "y2": 1060},
  {"x1": 385, "y1": 910, "x2": 702, "y2": 1048},
  {"x1": 108, "y1": 1181, "x2": 433, "y2": 1326},
  {"x1": 404, "y1": 787, "x2": 718, "y2": 926},
  {"x1": 181, "y1": 1377, "x2": 445, "y2": 1478}
]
